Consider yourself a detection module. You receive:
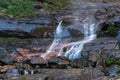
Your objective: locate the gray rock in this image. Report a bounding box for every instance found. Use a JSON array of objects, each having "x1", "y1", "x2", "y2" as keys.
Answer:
[
  {"x1": 105, "y1": 65, "x2": 118, "y2": 76},
  {"x1": 0, "y1": 48, "x2": 14, "y2": 64}
]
